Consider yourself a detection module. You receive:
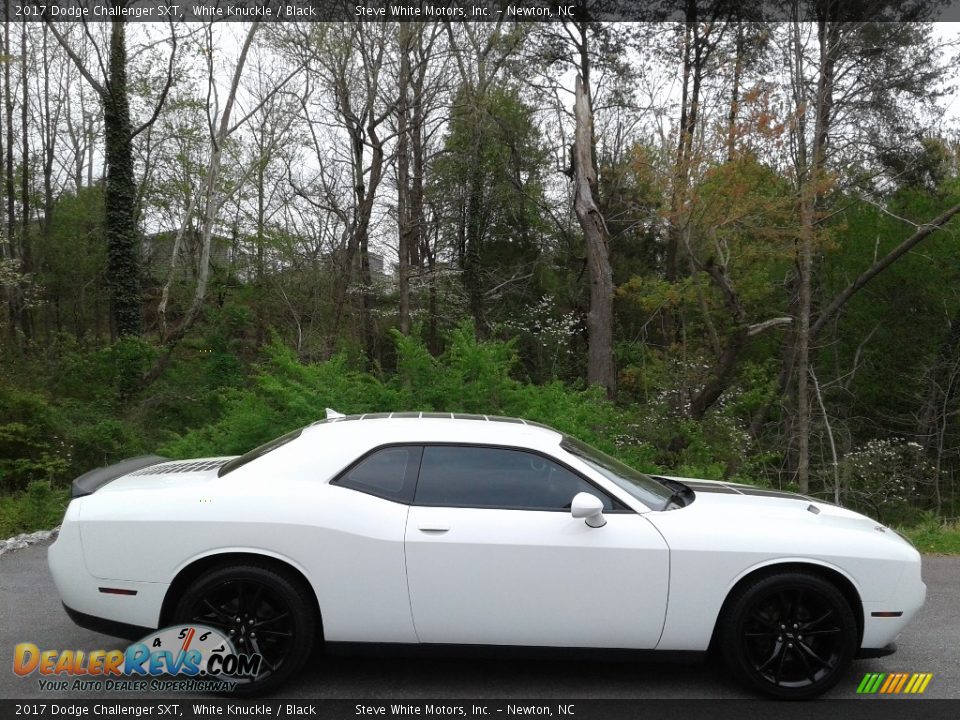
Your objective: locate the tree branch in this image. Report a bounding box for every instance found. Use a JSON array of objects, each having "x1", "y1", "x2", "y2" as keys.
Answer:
[
  {"x1": 131, "y1": 20, "x2": 178, "y2": 140},
  {"x1": 811, "y1": 201, "x2": 960, "y2": 340},
  {"x1": 43, "y1": 20, "x2": 106, "y2": 97},
  {"x1": 748, "y1": 317, "x2": 794, "y2": 336}
]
